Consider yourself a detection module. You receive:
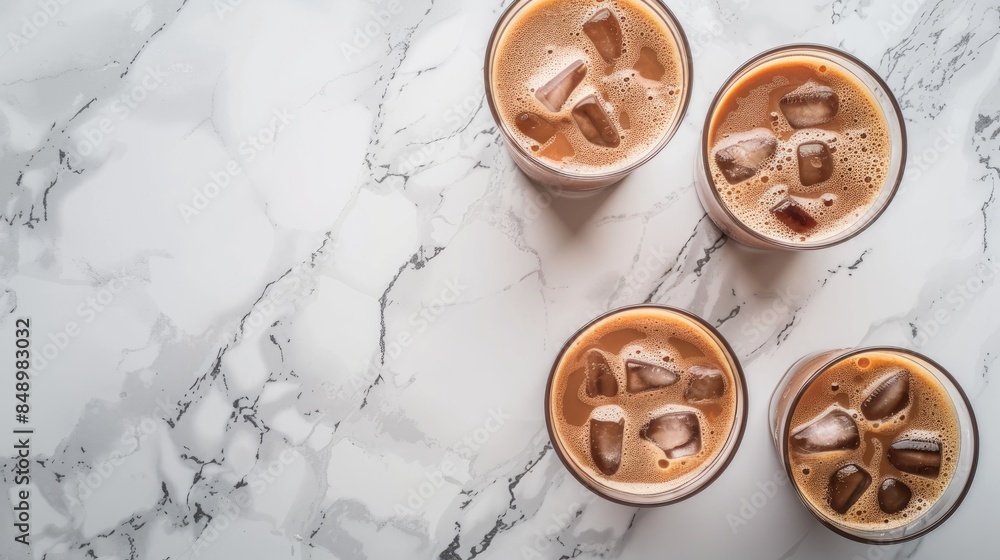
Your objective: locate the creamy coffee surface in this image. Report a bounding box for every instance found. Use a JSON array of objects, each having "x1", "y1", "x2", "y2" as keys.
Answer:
[
  {"x1": 787, "y1": 351, "x2": 960, "y2": 530},
  {"x1": 493, "y1": 0, "x2": 685, "y2": 174},
  {"x1": 707, "y1": 56, "x2": 892, "y2": 244},
  {"x1": 549, "y1": 308, "x2": 739, "y2": 495}
]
